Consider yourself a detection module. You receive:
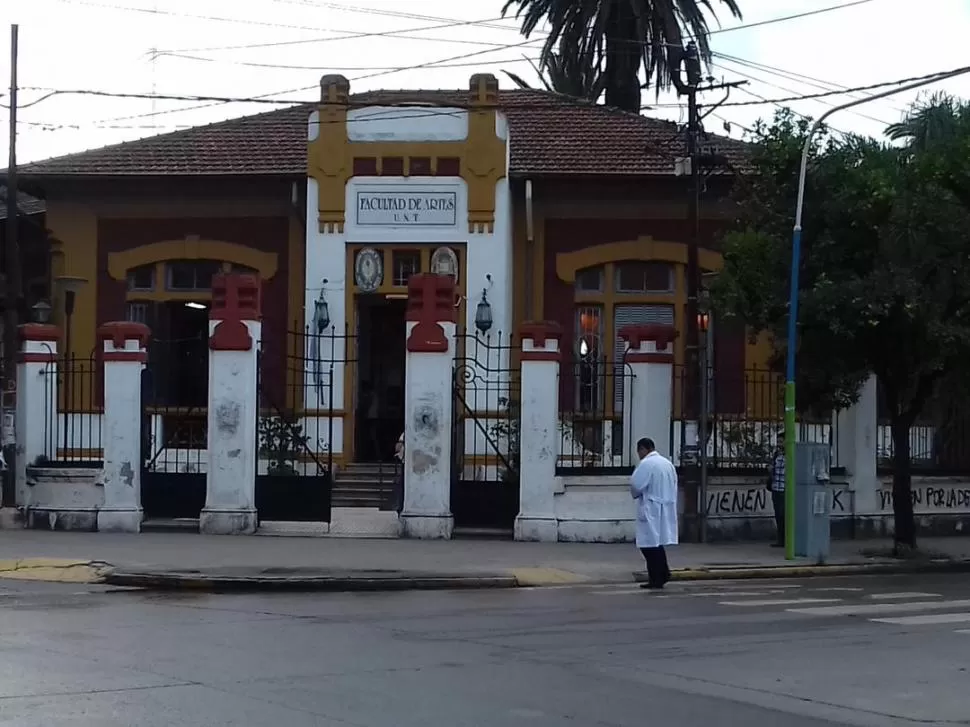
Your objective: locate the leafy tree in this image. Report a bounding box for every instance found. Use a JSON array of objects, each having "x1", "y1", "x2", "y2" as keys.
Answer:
[
  {"x1": 714, "y1": 105, "x2": 970, "y2": 551},
  {"x1": 501, "y1": 0, "x2": 742, "y2": 111}
]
